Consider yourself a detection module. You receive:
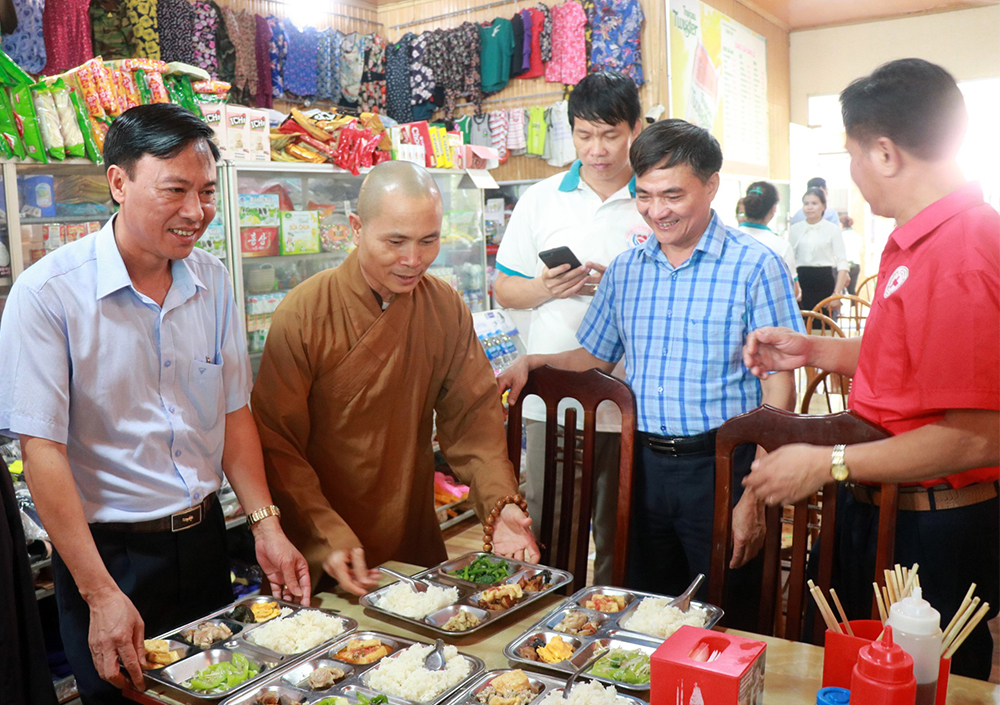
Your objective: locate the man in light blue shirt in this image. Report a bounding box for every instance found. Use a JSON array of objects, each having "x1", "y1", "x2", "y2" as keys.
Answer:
[
  {"x1": 0, "y1": 104, "x2": 309, "y2": 705},
  {"x1": 501, "y1": 119, "x2": 803, "y2": 629},
  {"x1": 789, "y1": 176, "x2": 840, "y2": 225}
]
